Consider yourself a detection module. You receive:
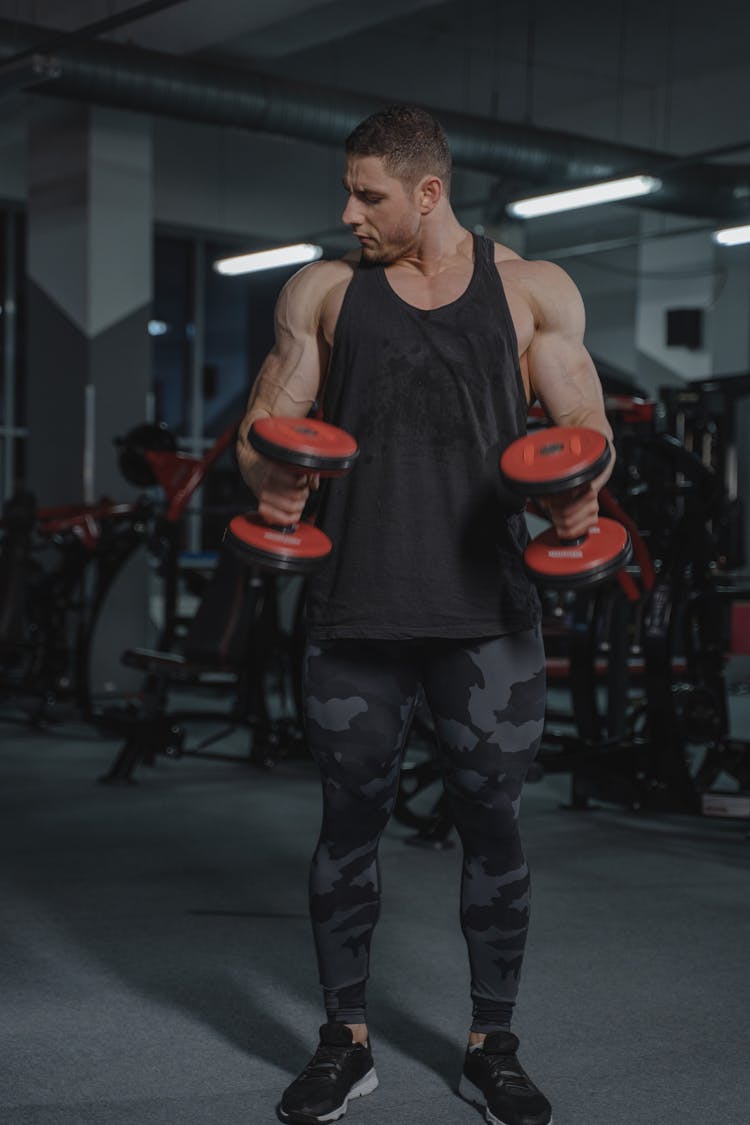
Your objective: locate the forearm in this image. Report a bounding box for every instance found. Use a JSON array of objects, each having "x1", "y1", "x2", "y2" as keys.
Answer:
[
  {"x1": 577, "y1": 409, "x2": 615, "y2": 493},
  {"x1": 236, "y1": 362, "x2": 319, "y2": 498},
  {"x1": 236, "y1": 403, "x2": 273, "y2": 498},
  {"x1": 535, "y1": 361, "x2": 615, "y2": 492}
]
